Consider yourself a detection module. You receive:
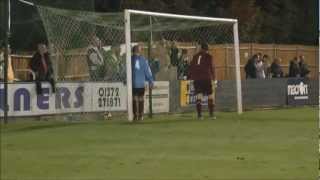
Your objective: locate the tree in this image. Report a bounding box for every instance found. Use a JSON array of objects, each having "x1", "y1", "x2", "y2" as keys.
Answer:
[
  {"x1": 1, "y1": 0, "x2": 95, "y2": 52},
  {"x1": 0, "y1": 0, "x2": 317, "y2": 52},
  {"x1": 0, "y1": 1, "x2": 6, "y2": 46},
  {"x1": 224, "y1": 0, "x2": 264, "y2": 42},
  {"x1": 290, "y1": 0, "x2": 317, "y2": 44},
  {"x1": 255, "y1": 0, "x2": 317, "y2": 44},
  {"x1": 95, "y1": 0, "x2": 121, "y2": 12}
]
